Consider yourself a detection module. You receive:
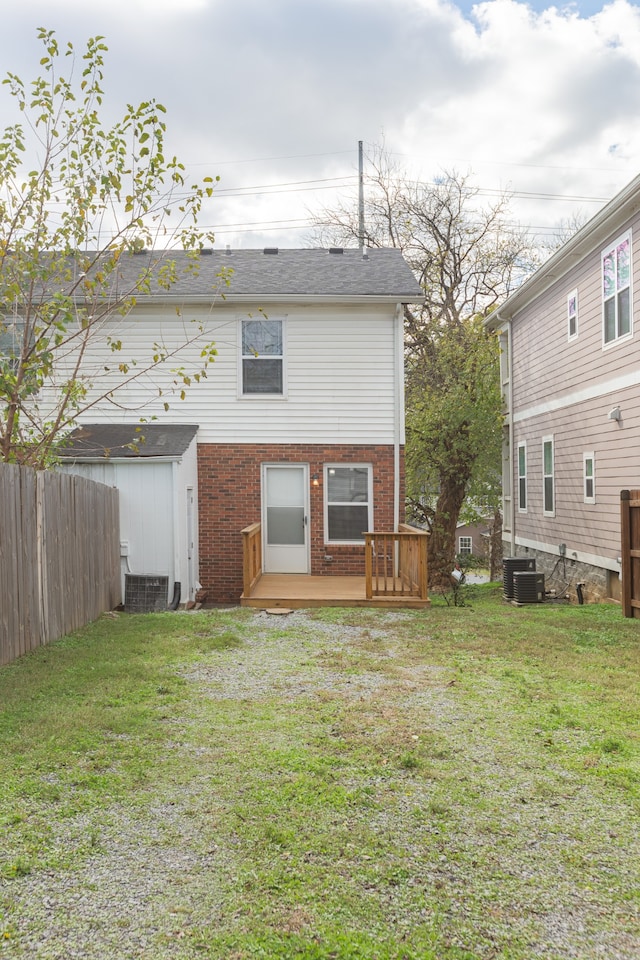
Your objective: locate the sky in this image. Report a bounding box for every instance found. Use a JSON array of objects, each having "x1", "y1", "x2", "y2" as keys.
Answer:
[{"x1": 2, "y1": 0, "x2": 640, "y2": 251}]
